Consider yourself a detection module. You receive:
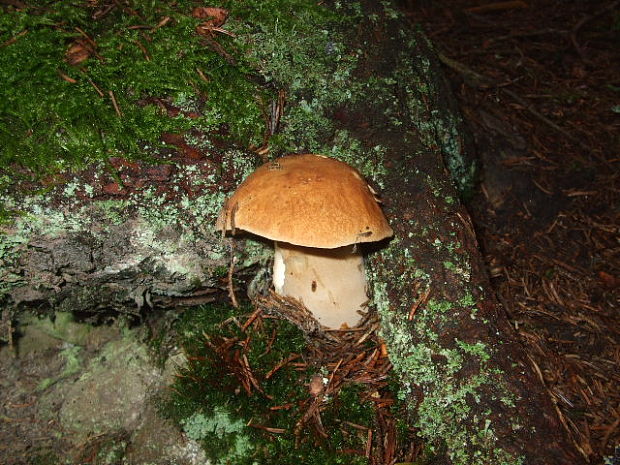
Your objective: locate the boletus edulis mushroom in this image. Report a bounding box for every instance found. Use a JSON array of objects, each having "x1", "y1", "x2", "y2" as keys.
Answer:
[{"x1": 216, "y1": 154, "x2": 393, "y2": 329}]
